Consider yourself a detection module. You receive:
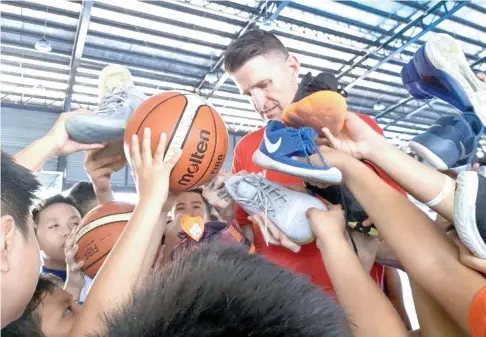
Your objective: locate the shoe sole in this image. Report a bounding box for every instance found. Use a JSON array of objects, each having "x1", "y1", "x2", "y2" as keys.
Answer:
[
  {"x1": 408, "y1": 140, "x2": 449, "y2": 170},
  {"x1": 252, "y1": 149, "x2": 343, "y2": 184},
  {"x1": 425, "y1": 34, "x2": 486, "y2": 123},
  {"x1": 454, "y1": 172, "x2": 486, "y2": 259},
  {"x1": 99, "y1": 65, "x2": 134, "y2": 99}
]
